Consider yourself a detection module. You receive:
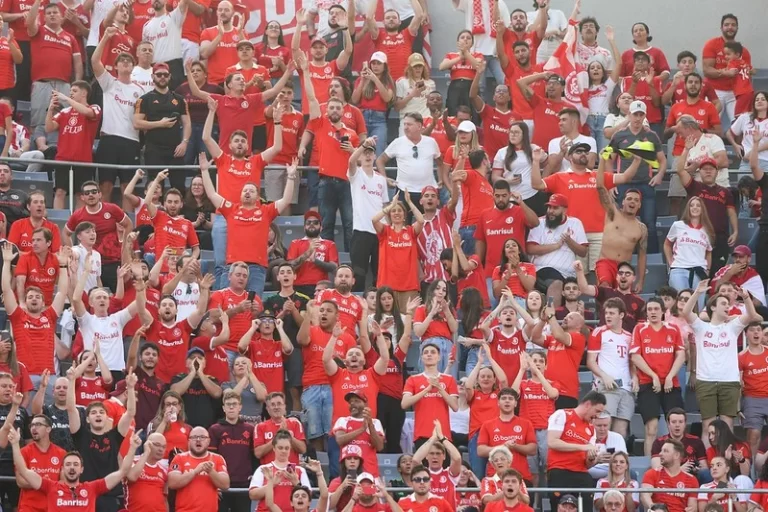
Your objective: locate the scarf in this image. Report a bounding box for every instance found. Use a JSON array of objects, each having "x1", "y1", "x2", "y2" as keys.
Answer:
[{"x1": 471, "y1": 0, "x2": 497, "y2": 38}]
